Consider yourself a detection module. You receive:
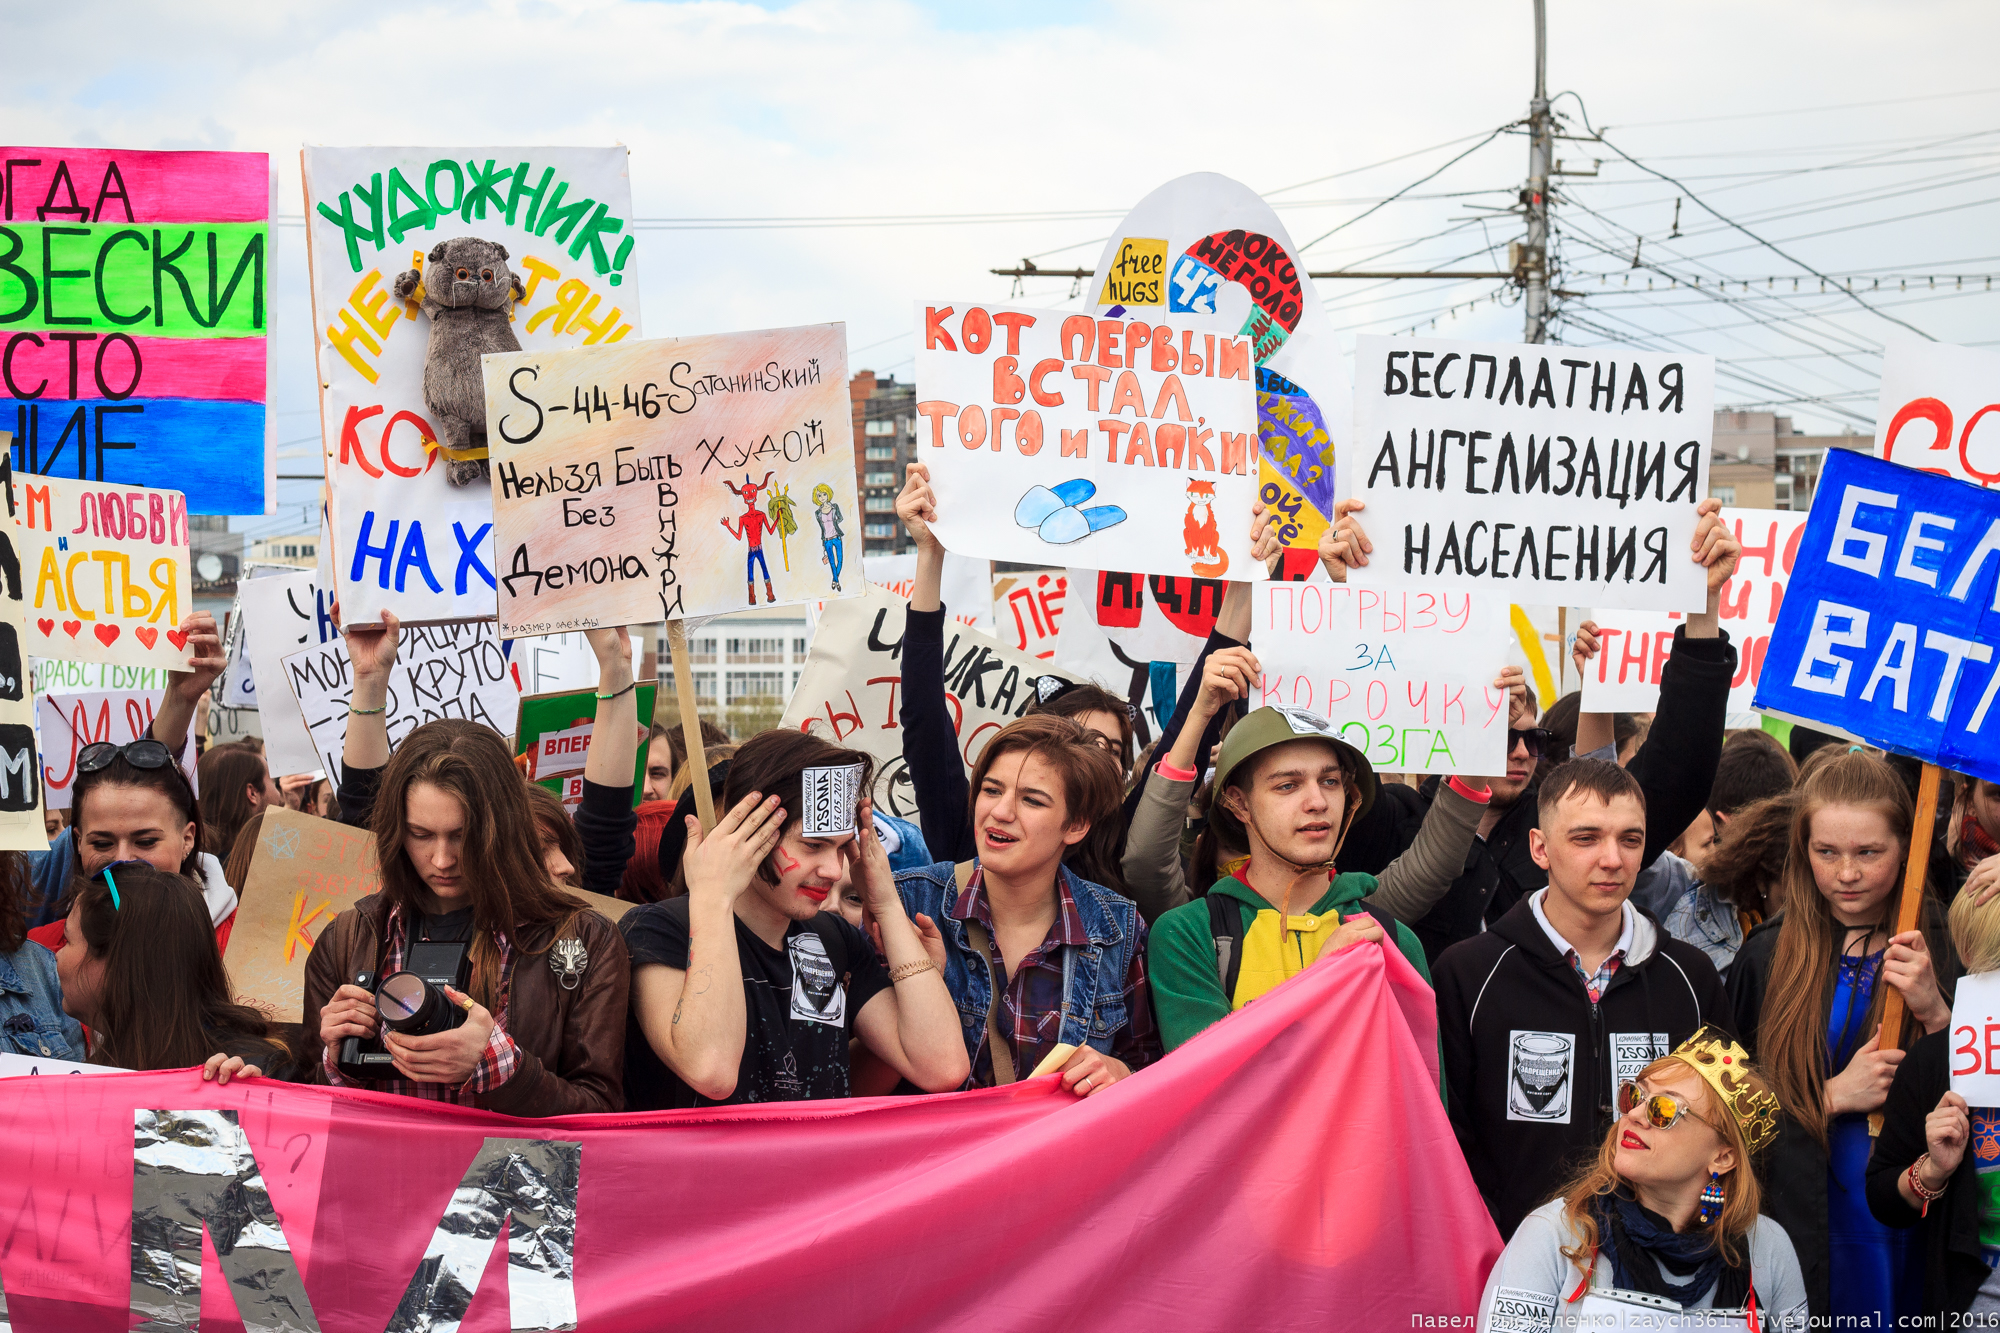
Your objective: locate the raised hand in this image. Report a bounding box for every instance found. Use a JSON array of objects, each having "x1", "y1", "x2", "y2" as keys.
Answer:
[
  {"x1": 683, "y1": 792, "x2": 787, "y2": 906},
  {"x1": 1319, "y1": 498, "x2": 1373, "y2": 581},
  {"x1": 895, "y1": 462, "x2": 941, "y2": 554}
]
